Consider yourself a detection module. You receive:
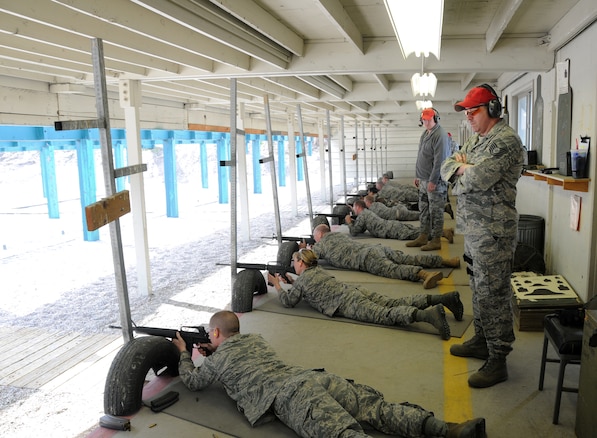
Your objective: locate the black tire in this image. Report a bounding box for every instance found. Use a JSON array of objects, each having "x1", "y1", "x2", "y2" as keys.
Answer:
[
  {"x1": 311, "y1": 215, "x2": 330, "y2": 233},
  {"x1": 231, "y1": 269, "x2": 268, "y2": 313},
  {"x1": 277, "y1": 241, "x2": 299, "y2": 269},
  {"x1": 385, "y1": 171, "x2": 393, "y2": 179},
  {"x1": 104, "y1": 336, "x2": 180, "y2": 416},
  {"x1": 331, "y1": 204, "x2": 351, "y2": 225}
]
